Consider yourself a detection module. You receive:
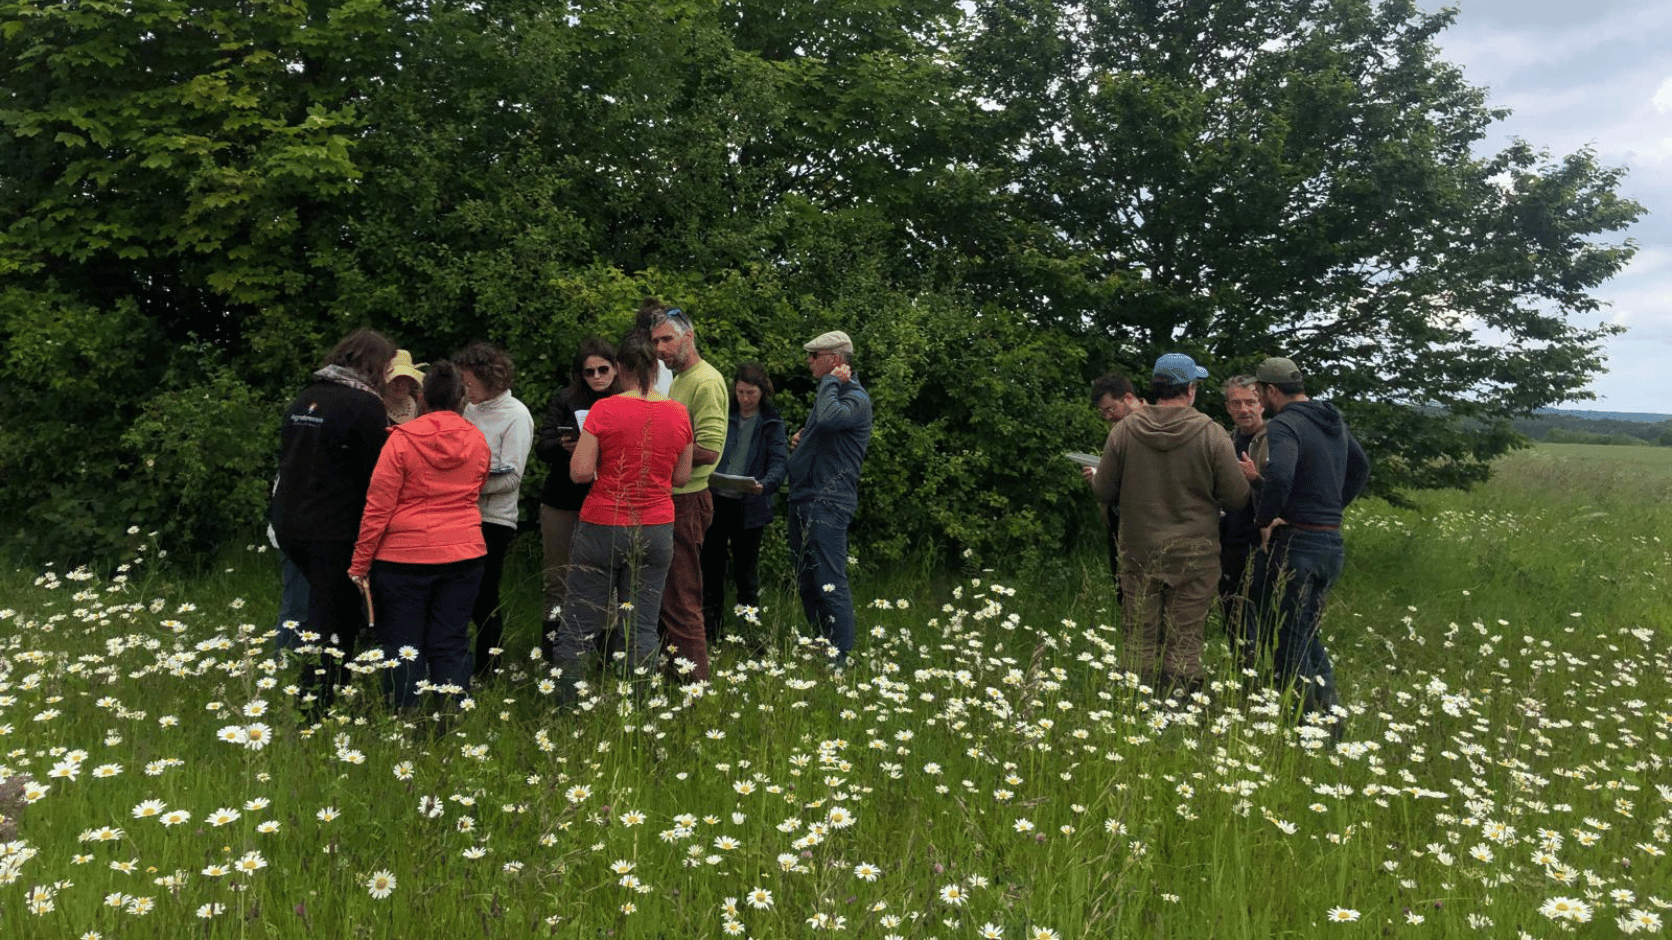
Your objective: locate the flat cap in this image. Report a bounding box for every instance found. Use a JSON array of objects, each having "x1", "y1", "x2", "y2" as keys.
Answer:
[{"x1": 803, "y1": 330, "x2": 854, "y2": 355}]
